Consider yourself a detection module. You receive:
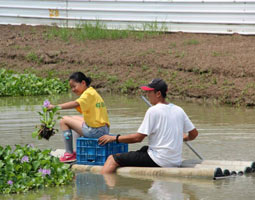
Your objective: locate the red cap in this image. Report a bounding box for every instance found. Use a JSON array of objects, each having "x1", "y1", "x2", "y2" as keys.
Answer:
[
  {"x1": 140, "y1": 86, "x2": 154, "y2": 91},
  {"x1": 140, "y1": 79, "x2": 167, "y2": 92}
]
